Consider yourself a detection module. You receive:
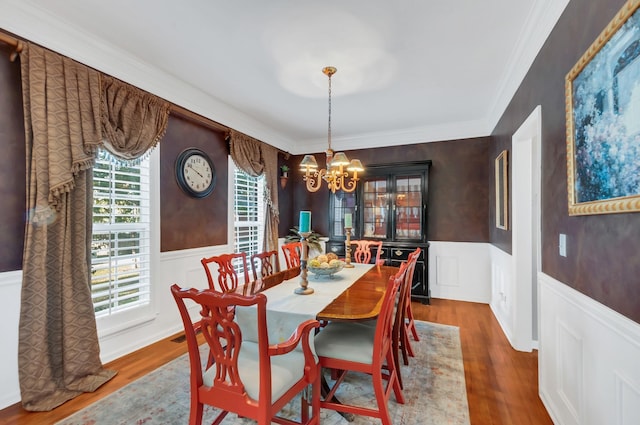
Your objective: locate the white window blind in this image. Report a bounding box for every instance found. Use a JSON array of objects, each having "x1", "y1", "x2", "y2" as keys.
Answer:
[
  {"x1": 233, "y1": 168, "x2": 265, "y2": 274},
  {"x1": 91, "y1": 150, "x2": 151, "y2": 317}
]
